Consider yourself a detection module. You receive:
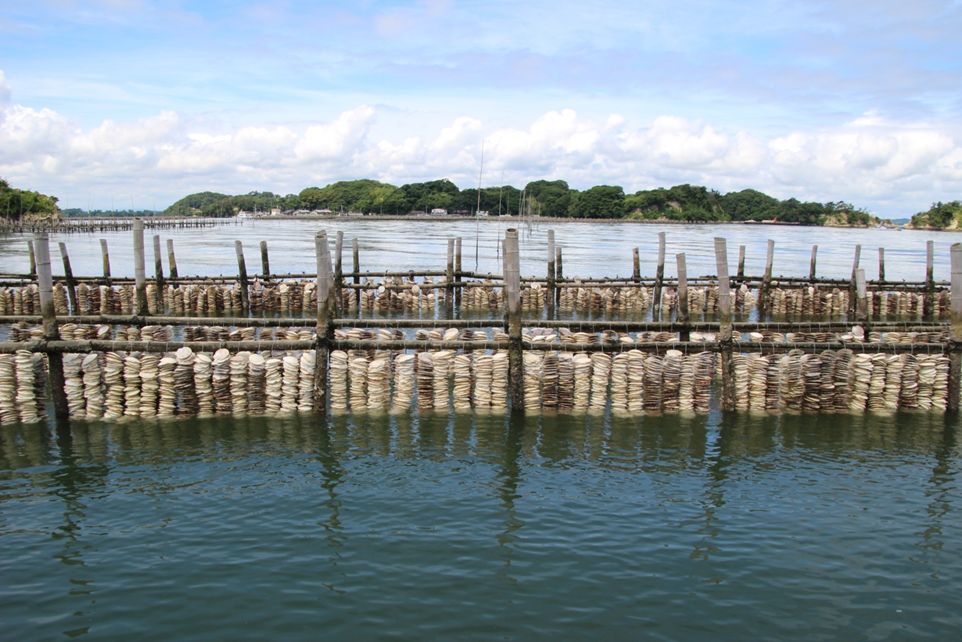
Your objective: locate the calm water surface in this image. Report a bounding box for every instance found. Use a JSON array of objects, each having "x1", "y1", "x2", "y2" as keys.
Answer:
[{"x1": 2, "y1": 409, "x2": 961, "y2": 640}]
